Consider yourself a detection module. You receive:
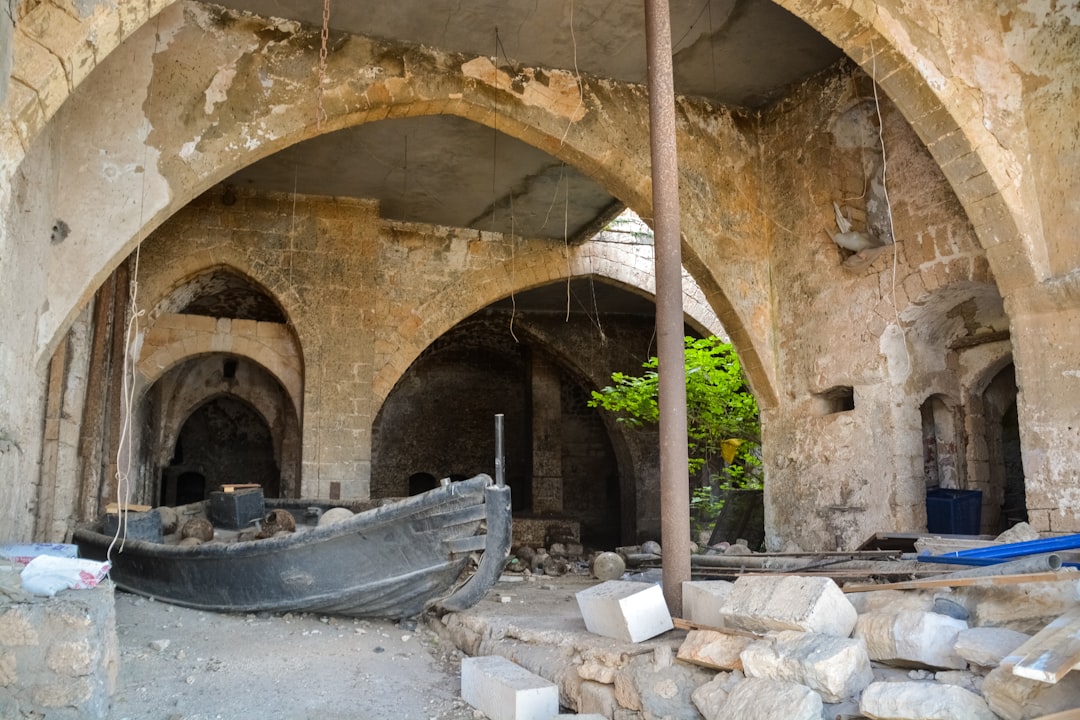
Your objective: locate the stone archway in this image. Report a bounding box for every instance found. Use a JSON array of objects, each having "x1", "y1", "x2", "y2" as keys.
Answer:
[
  {"x1": 142, "y1": 354, "x2": 301, "y2": 504},
  {"x1": 371, "y1": 308, "x2": 641, "y2": 548},
  {"x1": 166, "y1": 394, "x2": 280, "y2": 501}
]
